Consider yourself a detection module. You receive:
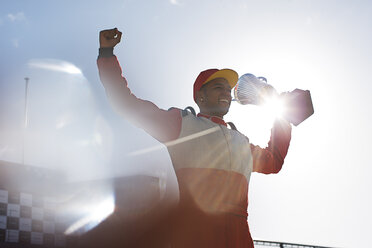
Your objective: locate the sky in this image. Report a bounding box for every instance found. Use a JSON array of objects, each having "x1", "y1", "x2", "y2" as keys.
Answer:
[{"x1": 1, "y1": 0, "x2": 372, "y2": 247}]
